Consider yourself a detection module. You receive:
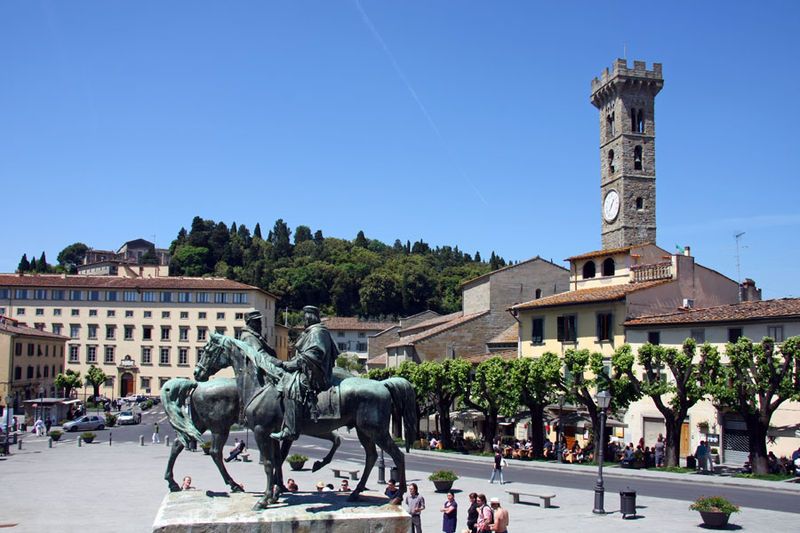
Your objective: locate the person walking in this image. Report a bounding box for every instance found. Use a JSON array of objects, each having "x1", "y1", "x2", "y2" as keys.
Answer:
[
  {"x1": 475, "y1": 494, "x2": 493, "y2": 533},
  {"x1": 466, "y1": 492, "x2": 479, "y2": 533},
  {"x1": 489, "y1": 498, "x2": 508, "y2": 533},
  {"x1": 694, "y1": 440, "x2": 709, "y2": 473},
  {"x1": 489, "y1": 448, "x2": 504, "y2": 484},
  {"x1": 440, "y1": 491, "x2": 457, "y2": 533},
  {"x1": 404, "y1": 482, "x2": 425, "y2": 533},
  {"x1": 654, "y1": 434, "x2": 665, "y2": 467},
  {"x1": 152, "y1": 421, "x2": 160, "y2": 444}
]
